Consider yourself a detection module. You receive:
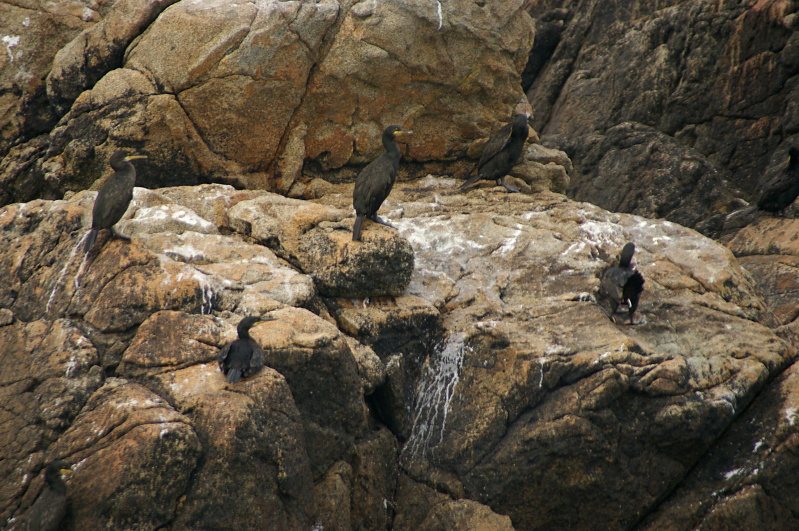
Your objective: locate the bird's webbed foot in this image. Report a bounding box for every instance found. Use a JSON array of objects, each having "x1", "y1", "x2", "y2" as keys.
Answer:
[
  {"x1": 498, "y1": 178, "x2": 520, "y2": 193},
  {"x1": 372, "y1": 215, "x2": 395, "y2": 228},
  {"x1": 111, "y1": 227, "x2": 131, "y2": 240}
]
